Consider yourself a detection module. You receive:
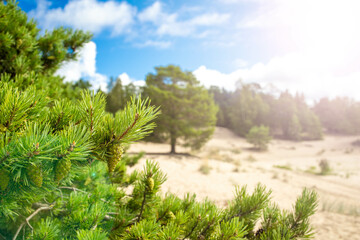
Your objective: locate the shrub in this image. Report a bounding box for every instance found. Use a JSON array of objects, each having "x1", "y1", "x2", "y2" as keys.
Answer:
[
  {"x1": 246, "y1": 125, "x2": 272, "y2": 151},
  {"x1": 319, "y1": 159, "x2": 331, "y2": 175}
]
